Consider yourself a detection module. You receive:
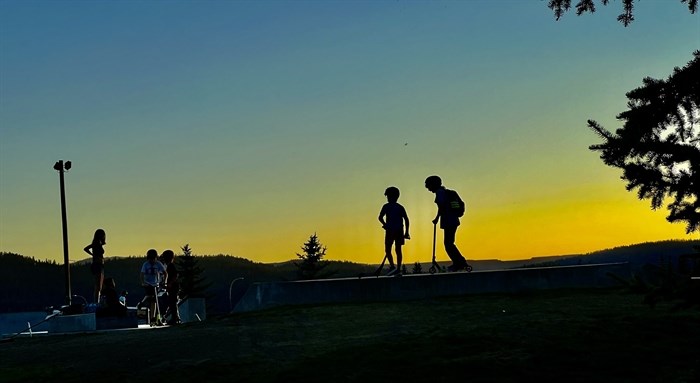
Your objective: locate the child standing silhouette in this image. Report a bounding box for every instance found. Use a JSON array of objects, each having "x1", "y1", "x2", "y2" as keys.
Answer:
[
  {"x1": 378, "y1": 186, "x2": 410, "y2": 276},
  {"x1": 140, "y1": 249, "x2": 167, "y2": 326},
  {"x1": 425, "y1": 175, "x2": 470, "y2": 272},
  {"x1": 83, "y1": 228, "x2": 106, "y2": 303}
]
